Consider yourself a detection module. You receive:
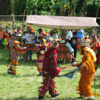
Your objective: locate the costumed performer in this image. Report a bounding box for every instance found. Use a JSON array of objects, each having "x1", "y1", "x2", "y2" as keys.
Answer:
[
  {"x1": 90, "y1": 34, "x2": 100, "y2": 70},
  {"x1": 36, "y1": 34, "x2": 46, "y2": 76},
  {"x1": 7, "y1": 39, "x2": 25, "y2": 75},
  {"x1": 72, "y1": 38, "x2": 96, "y2": 100},
  {"x1": 3, "y1": 33, "x2": 9, "y2": 49},
  {"x1": 38, "y1": 39, "x2": 60, "y2": 100}
]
